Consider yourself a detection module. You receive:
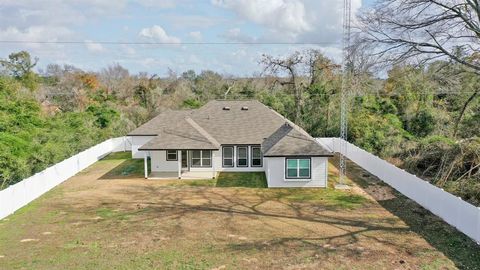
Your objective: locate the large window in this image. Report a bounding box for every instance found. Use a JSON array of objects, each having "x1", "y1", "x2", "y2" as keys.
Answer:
[
  {"x1": 191, "y1": 150, "x2": 212, "y2": 167},
  {"x1": 166, "y1": 150, "x2": 177, "y2": 161},
  {"x1": 222, "y1": 146, "x2": 234, "y2": 167},
  {"x1": 237, "y1": 146, "x2": 248, "y2": 167},
  {"x1": 285, "y1": 158, "x2": 311, "y2": 179},
  {"x1": 251, "y1": 146, "x2": 262, "y2": 167}
]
